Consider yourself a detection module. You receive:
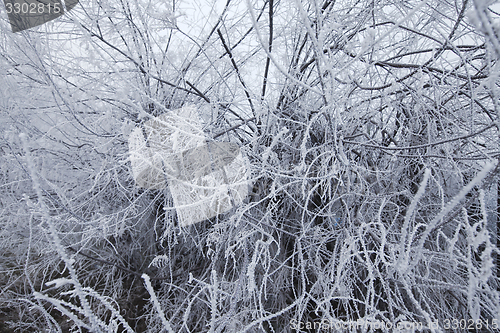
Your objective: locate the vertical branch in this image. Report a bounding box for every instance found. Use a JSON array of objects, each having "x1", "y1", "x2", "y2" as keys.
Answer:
[
  {"x1": 245, "y1": 0, "x2": 323, "y2": 96},
  {"x1": 261, "y1": 0, "x2": 274, "y2": 100},
  {"x1": 497, "y1": 179, "x2": 500, "y2": 285},
  {"x1": 217, "y1": 28, "x2": 256, "y2": 118},
  {"x1": 397, "y1": 169, "x2": 431, "y2": 271},
  {"x1": 209, "y1": 269, "x2": 218, "y2": 333},
  {"x1": 411, "y1": 161, "x2": 497, "y2": 270},
  {"x1": 142, "y1": 274, "x2": 175, "y2": 333}
]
